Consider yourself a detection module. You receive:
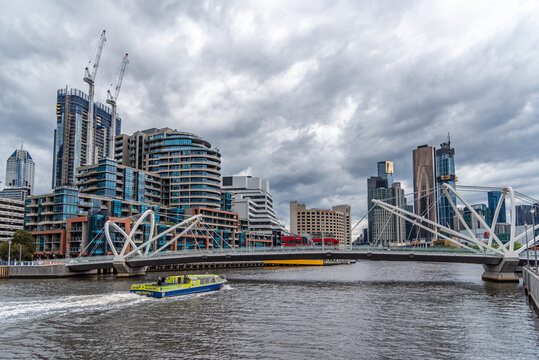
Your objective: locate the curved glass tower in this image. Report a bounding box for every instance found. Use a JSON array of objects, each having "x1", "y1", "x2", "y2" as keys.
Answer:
[{"x1": 116, "y1": 128, "x2": 222, "y2": 209}]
